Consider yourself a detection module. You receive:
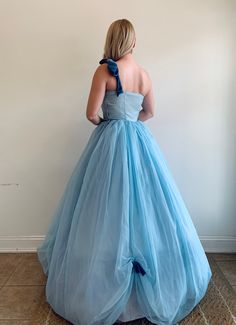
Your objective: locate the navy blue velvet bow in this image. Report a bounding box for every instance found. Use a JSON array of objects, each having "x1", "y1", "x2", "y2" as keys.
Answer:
[{"x1": 99, "y1": 58, "x2": 124, "y2": 97}]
